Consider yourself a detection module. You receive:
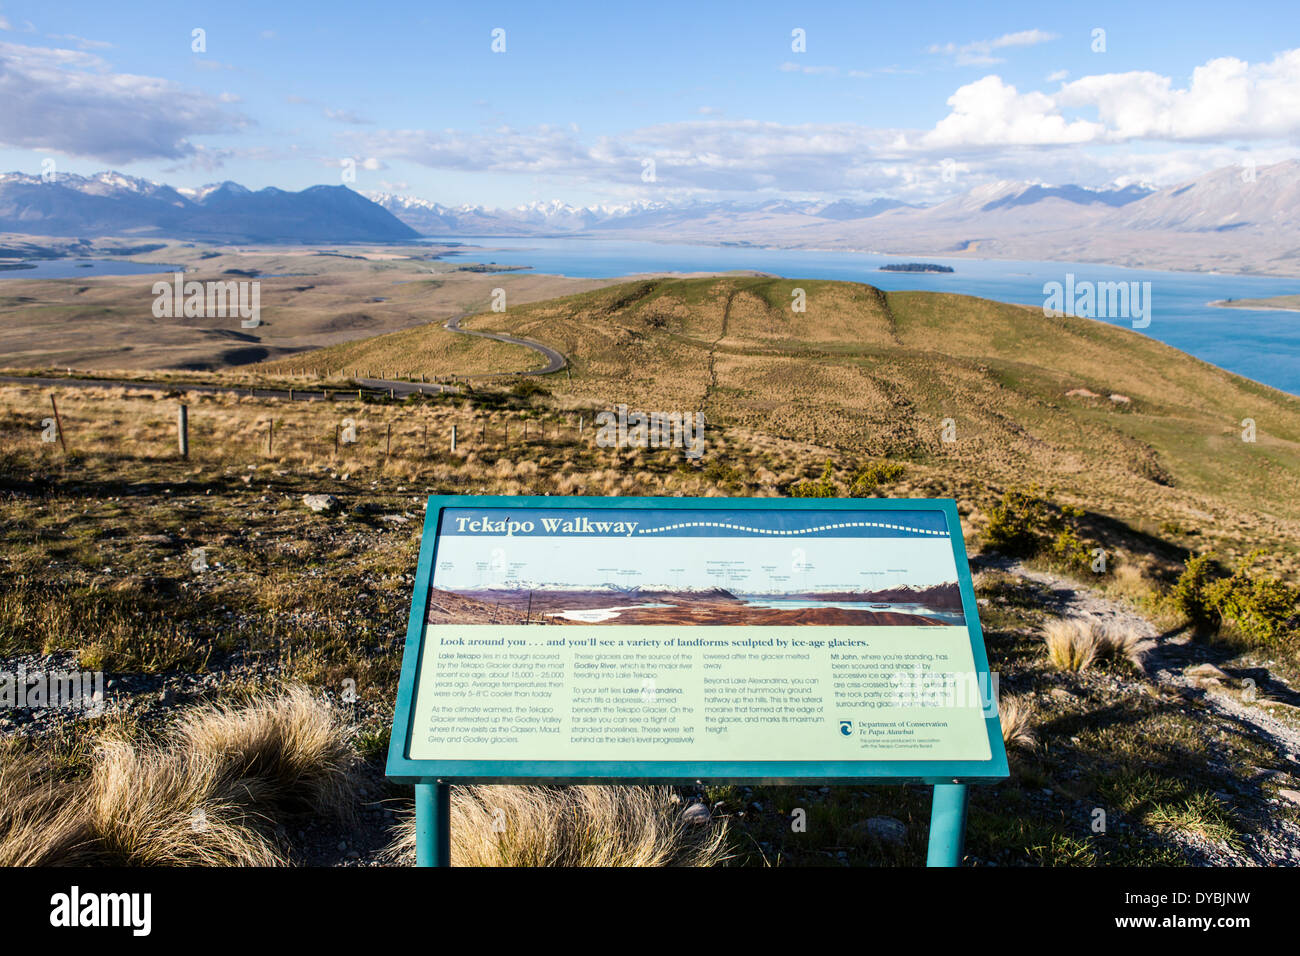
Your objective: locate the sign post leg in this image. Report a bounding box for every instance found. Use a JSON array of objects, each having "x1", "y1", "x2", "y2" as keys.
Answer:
[
  {"x1": 926, "y1": 783, "x2": 968, "y2": 867},
  {"x1": 415, "y1": 782, "x2": 451, "y2": 867}
]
